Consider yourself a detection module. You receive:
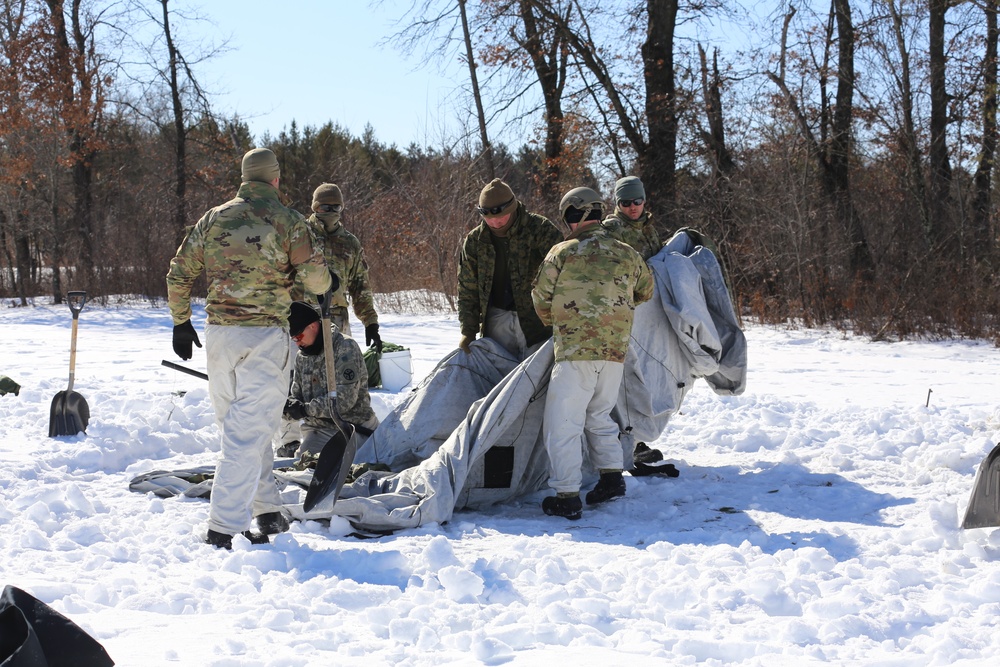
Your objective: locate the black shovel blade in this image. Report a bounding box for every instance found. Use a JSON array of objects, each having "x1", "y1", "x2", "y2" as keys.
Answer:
[
  {"x1": 303, "y1": 424, "x2": 355, "y2": 513},
  {"x1": 962, "y1": 443, "x2": 1000, "y2": 529},
  {"x1": 48, "y1": 390, "x2": 90, "y2": 437}
]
